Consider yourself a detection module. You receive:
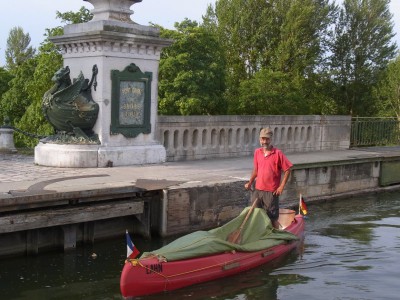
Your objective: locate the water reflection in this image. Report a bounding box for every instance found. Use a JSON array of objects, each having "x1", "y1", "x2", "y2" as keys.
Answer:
[
  {"x1": 318, "y1": 223, "x2": 375, "y2": 243},
  {"x1": 273, "y1": 192, "x2": 400, "y2": 300},
  {"x1": 0, "y1": 191, "x2": 399, "y2": 299},
  {"x1": 137, "y1": 251, "x2": 311, "y2": 300}
]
